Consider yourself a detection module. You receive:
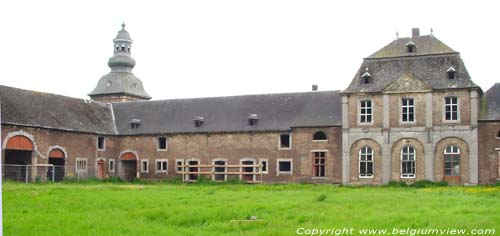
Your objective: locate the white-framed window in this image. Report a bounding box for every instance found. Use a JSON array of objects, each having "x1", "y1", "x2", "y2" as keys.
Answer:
[
  {"x1": 312, "y1": 131, "x2": 328, "y2": 141},
  {"x1": 108, "y1": 159, "x2": 115, "y2": 172},
  {"x1": 444, "y1": 96, "x2": 459, "y2": 121},
  {"x1": 359, "y1": 100, "x2": 373, "y2": 124},
  {"x1": 76, "y1": 158, "x2": 88, "y2": 174},
  {"x1": 401, "y1": 146, "x2": 416, "y2": 178},
  {"x1": 313, "y1": 151, "x2": 326, "y2": 177},
  {"x1": 259, "y1": 159, "x2": 268, "y2": 174},
  {"x1": 156, "y1": 159, "x2": 168, "y2": 173},
  {"x1": 401, "y1": 98, "x2": 415, "y2": 123},
  {"x1": 175, "y1": 159, "x2": 184, "y2": 173},
  {"x1": 157, "y1": 137, "x2": 167, "y2": 151},
  {"x1": 141, "y1": 159, "x2": 149, "y2": 173},
  {"x1": 97, "y1": 136, "x2": 105, "y2": 150},
  {"x1": 276, "y1": 159, "x2": 293, "y2": 176},
  {"x1": 359, "y1": 147, "x2": 373, "y2": 178},
  {"x1": 444, "y1": 146, "x2": 460, "y2": 176},
  {"x1": 212, "y1": 159, "x2": 227, "y2": 181},
  {"x1": 279, "y1": 133, "x2": 291, "y2": 150}
]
